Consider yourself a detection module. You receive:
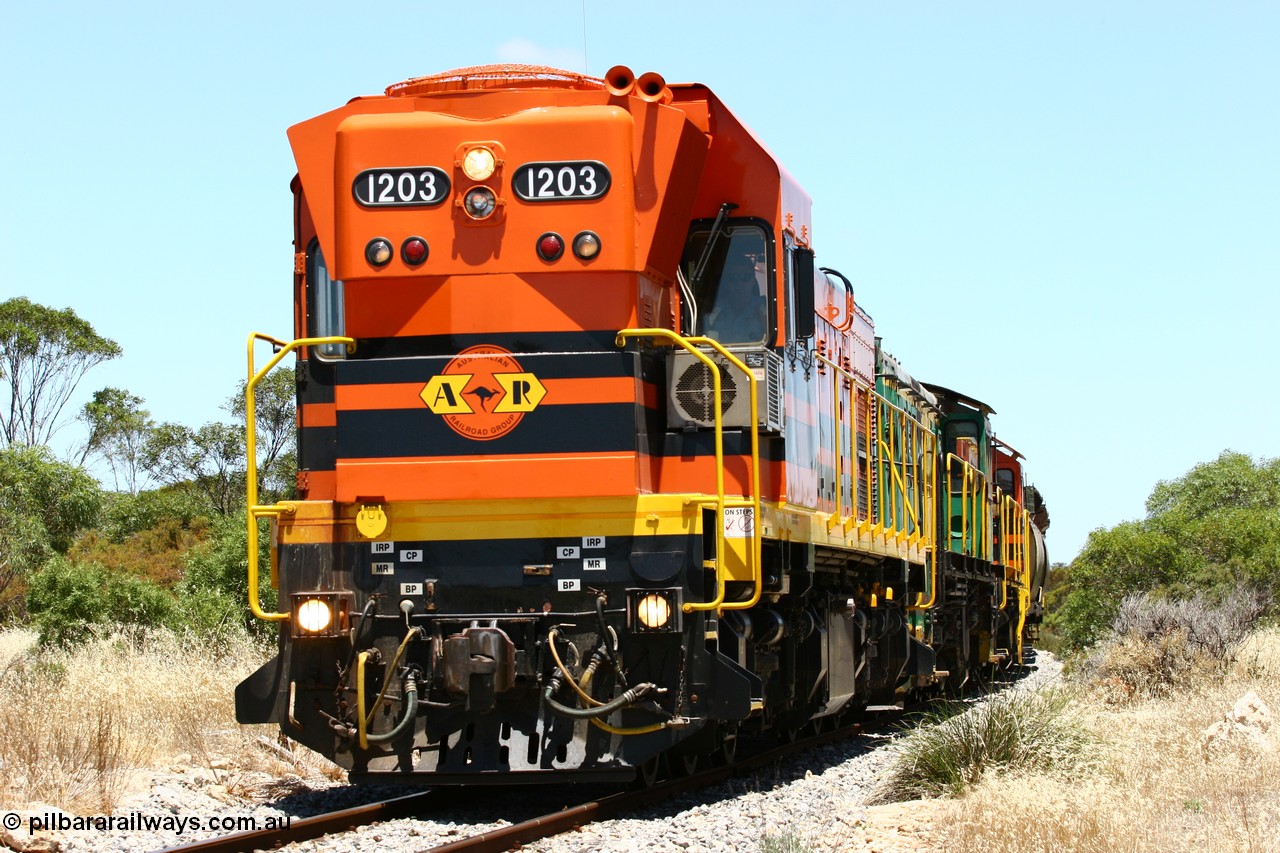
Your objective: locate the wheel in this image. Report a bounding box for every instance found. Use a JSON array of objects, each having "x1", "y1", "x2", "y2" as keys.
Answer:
[
  {"x1": 675, "y1": 751, "x2": 699, "y2": 777},
  {"x1": 716, "y1": 727, "x2": 738, "y2": 766},
  {"x1": 634, "y1": 755, "x2": 661, "y2": 788}
]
